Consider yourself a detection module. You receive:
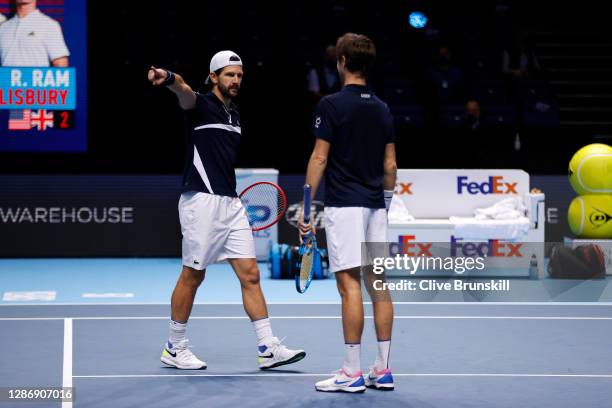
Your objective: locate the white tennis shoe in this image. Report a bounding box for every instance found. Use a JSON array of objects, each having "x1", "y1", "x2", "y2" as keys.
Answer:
[
  {"x1": 160, "y1": 340, "x2": 207, "y2": 370},
  {"x1": 258, "y1": 337, "x2": 306, "y2": 369},
  {"x1": 315, "y1": 369, "x2": 366, "y2": 393},
  {"x1": 364, "y1": 366, "x2": 395, "y2": 390}
]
